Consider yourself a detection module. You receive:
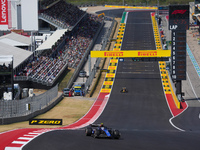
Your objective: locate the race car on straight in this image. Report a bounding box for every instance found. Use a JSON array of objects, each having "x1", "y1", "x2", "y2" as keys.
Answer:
[{"x1": 85, "y1": 123, "x2": 121, "y2": 139}]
